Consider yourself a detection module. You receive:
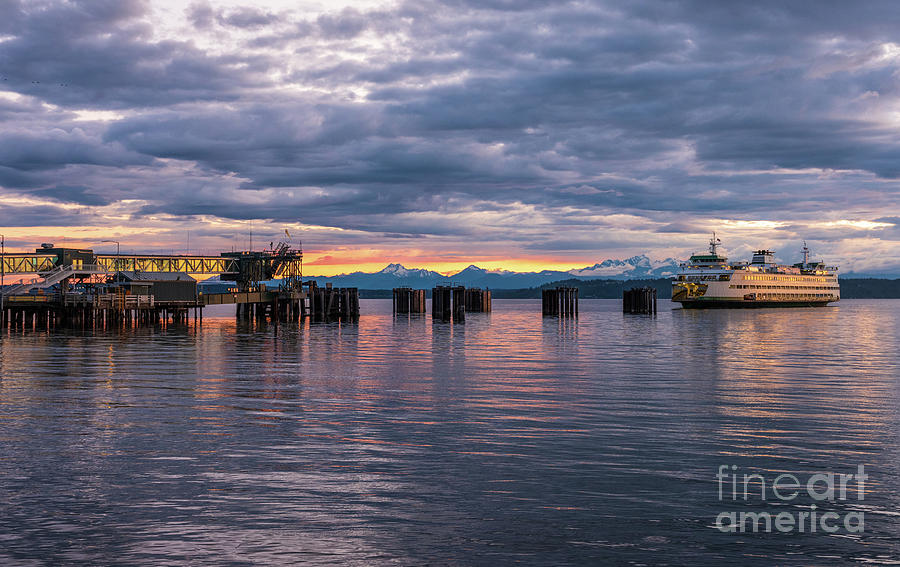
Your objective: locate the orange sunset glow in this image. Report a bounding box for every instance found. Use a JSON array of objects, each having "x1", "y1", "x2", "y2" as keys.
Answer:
[{"x1": 301, "y1": 250, "x2": 600, "y2": 276}]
